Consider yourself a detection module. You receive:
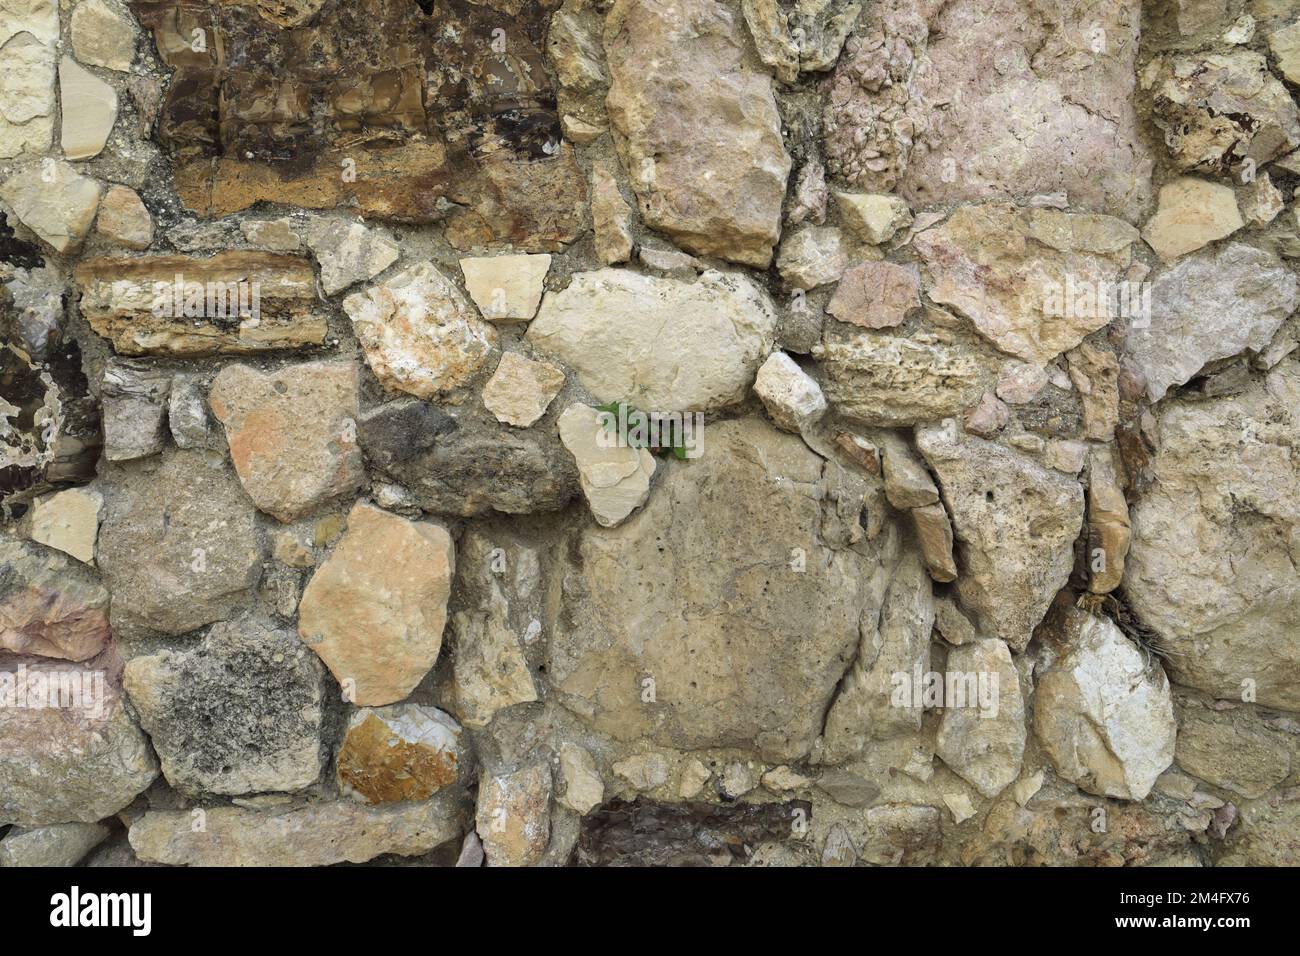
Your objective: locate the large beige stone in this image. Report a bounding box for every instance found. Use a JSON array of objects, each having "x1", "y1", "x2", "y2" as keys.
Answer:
[
  {"x1": 547, "y1": 417, "x2": 898, "y2": 763},
  {"x1": 935, "y1": 639, "x2": 1025, "y2": 798},
  {"x1": 209, "y1": 360, "x2": 365, "y2": 523},
  {"x1": 20, "y1": 487, "x2": 101, "y2": 564},
  {"x1": 605, "y1": 0, "x2": 791, "y2": 267},
  {"x1": 914, "y1": 204, "x2": 1138, "y2": 365},
  {"x1": 1034, "y1": 613, "x2": 1176, "y2": 801},
  {"x1": 1141, "y1": 178, "x2": 1243, "y2": 262},
  {"x1": 528, "y1": 269, "x2": 776, "y2": 413},
  {"x1": 916, "y1": 421, "x2": 1084, "y2": 651},
  {"x1": 0, "y1": 25, "x2": 55, "y2": 158},
  {"x1": 1124, "y1": 362, "x2": 1300, "y2": 710},
  {"x1": 0, "y1": 162, "x2": 101, "y2": 253},
  {"x1": 129, "y1": 798, "x2": 462, "y2": 866},
  {"x1": 342, "y1": 261, "x2": 498, "y2": 399},
  {"x1": 70, "y1": 0, "x2": 136, "y2": 71},
  {"x1": 298, "y1": 502, "x2": 454, "y2": 706},
  {"x1": 459, "y1": 254, "x2": 550, "y2": 322}
]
